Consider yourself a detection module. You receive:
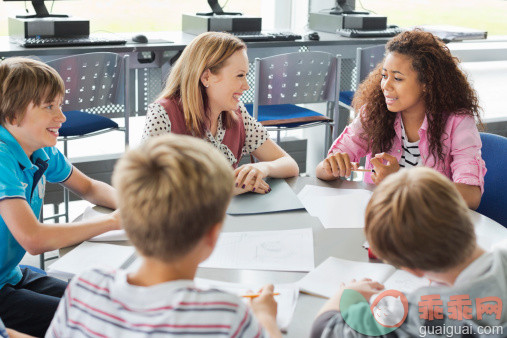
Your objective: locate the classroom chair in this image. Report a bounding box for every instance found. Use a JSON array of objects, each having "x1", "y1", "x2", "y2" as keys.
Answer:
[
  {"x1": 476, "y1": 132, "x2": 507, "y2": 227},
  {"x1": 244, "y1": 51, "x2": 341, "y2": 153},
  {"x1": 41, "y1": 53, "x2": 130, "y2": 269},
  {"x1": 47, "y1": 52, "x2": 130, "y2": 159},
  {"x1": 45, "y1": 52, "x2": 130, "y2": 221},
  {"x1": 338, "y1": 44, "x2": 385, "y2": 110}
]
